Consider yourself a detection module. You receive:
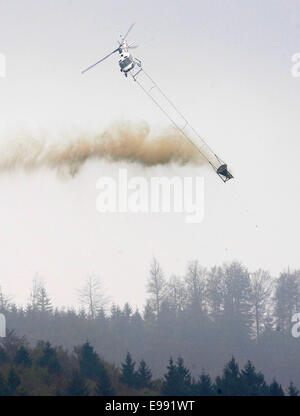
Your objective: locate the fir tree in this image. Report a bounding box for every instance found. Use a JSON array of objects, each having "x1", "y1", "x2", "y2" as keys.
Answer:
[
  {"x1": 194, "y1": 372, "x2": 215, "y2": 396},
  {"x1": 7, "y1": 367, "x2": 21, "y2": 396},
  {"x1": 120, "y1": 352, "x2": 137, "y2": 388},
  {"x1": 269, "y1": 379, "x2": 285, "y2": 396},
  {"x1": 0, "y1": 346, "x2": 8, "y2": 363},
  {"x1": 288, "y1": 382, "x2": 299, "y2": 396},
  {"x1": 136, "y1": 359, "x2": 152, "y2": 389},
  {"x1": 14, "y1": 346, "x2": 32, "y2": 368},
  {"x1": 37, "y1": 286, "x2": 53, "y2": 313},
  {"x1": 240, "y1": 361, "x2": 268, "y2": 396},
  {"x1": 37, "y1": 342, "x2": 61, "y2": 374},
  {"x1": 162, "y1": 358, "x2": 178, "y2": 395},
  {"x1": 215, "y1": 356, "x2": 241, "y2": 396},
  {"x1": 95, "y1": 366, "x2": 115, "y2": 396},
  {"x1": 176, "y1": 356, "x2": 192, "y2": 395},
  {"x1": 78, "y1": 341, "x2": 102, "y2": 381},
  {"x1": 162, "y1": 356, "x2": 192, "y2": 396},
  {"x1": 0, "y1": 373, "x2": 9, "y2": 396},
  {"x1": 67, "y1": 371, "x2": 89, "y2": 396}
]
